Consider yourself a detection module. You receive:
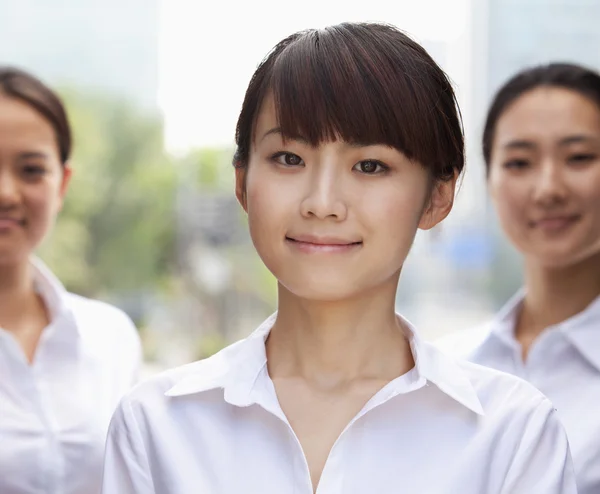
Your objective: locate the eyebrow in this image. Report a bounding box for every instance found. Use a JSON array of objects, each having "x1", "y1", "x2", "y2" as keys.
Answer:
[
  {"x1": 17, "y1": 151, "x2": 50, "y2": 160},
  {"x1": 503, "y1": 139, "x2": 535, "y2": 151},
  {"x1": 558, "y1": 134, "x2": 598, "y2": 146},
  {"x1": 503, "y1": 134, "x2": 599, "y2": 151},
  {"x1": 260, "y1": 127, "x2": 309, "y2": 145}
]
